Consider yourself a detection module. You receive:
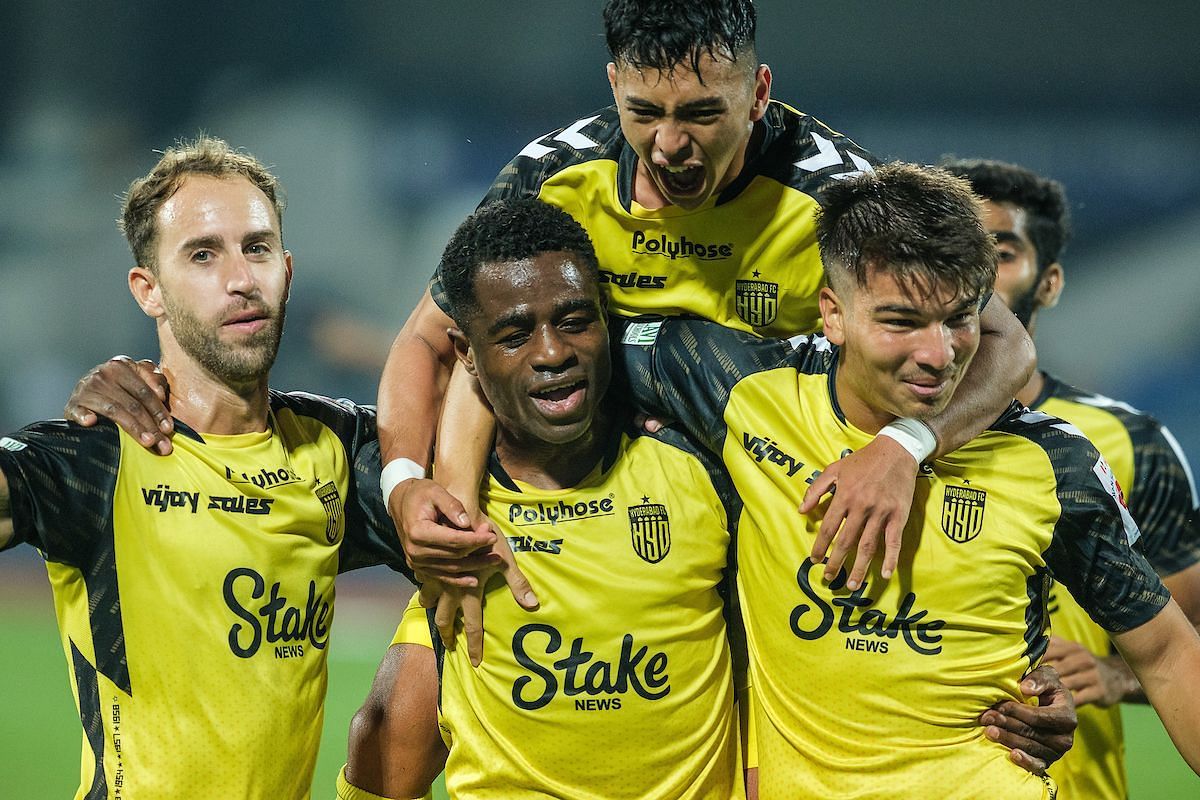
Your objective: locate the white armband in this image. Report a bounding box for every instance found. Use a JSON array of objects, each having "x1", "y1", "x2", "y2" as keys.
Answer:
[
  {"x1": 380, "y1": 458, "x2": 427, "y2": 504},
  {"x1": 878, "y1": 418, "x2": 937, "y2": 465}
]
